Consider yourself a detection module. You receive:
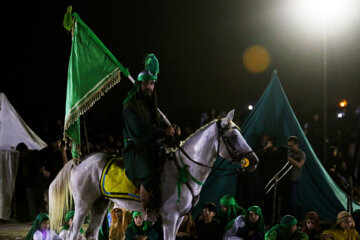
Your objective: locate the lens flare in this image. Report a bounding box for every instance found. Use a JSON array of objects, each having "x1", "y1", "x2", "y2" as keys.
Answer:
[{"x1": 243, "y1": 45, "x2": 270, "y2": 73}]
